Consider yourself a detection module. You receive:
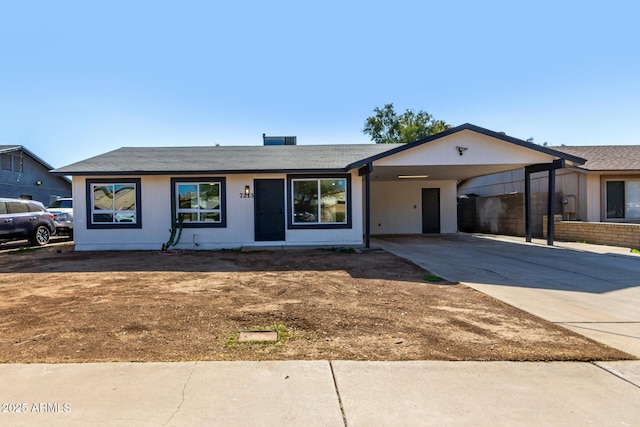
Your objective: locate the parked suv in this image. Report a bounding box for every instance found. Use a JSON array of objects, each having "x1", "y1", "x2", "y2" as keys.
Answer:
[
  {"x1": 0, "y1": 198, "x2": 56, "y2": 246},
  {"x1": 47, "y1": 198, "x2": 73, "y2": 238}
]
